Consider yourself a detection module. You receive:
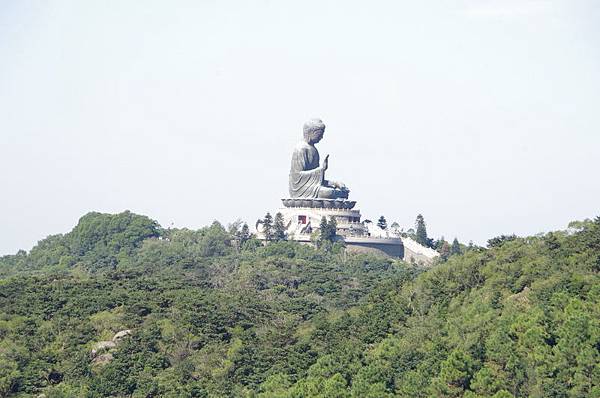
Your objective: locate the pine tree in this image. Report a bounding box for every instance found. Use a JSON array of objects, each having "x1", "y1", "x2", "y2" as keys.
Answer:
[
  {"x1": 377, "y1": 216, "x2": 387, "y2": 230},
  {"x1": 415, "y1": 214, "x2": 429, "y2": 247},
  {"x1": 318, "y1": 217, "x2": 329, "y2": 248},
  {"x1": 327, "y1": 216, "x2": 337, "y2": 241},
  {"x1": 451, "y1": 237, "x2": 461, "y2": 255},
  {"x1": 262, "y1": 213, "x2": 273, "y2": 241},
  {"x1": 231, "y1": 222, "x2": 251, "y2": 251},
  {"x1": 240, "y1": 223, "x2": 250, "y2": 243},
  {"x1": 430, "y1": 350, "x2": 476, "y2": 397},
  {"x1": 434, "y1": 236, "x2": 446, "y2": 250},
  {"x1": 440, "y1": 240, "x2": 451, "y2": 261},
  {"x1": 273, "y1": 212, "x2": 287, "y2": 241},
  {"x1": 319, "y1": 216, "x2": 337, "y2": 246}
]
